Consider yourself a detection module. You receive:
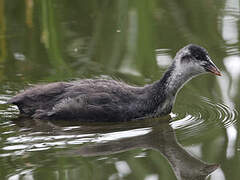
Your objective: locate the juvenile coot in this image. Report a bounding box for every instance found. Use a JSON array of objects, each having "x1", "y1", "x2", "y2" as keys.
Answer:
[{"x1": 8, "y1": 44, "x2": 221, "y2": 121}]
